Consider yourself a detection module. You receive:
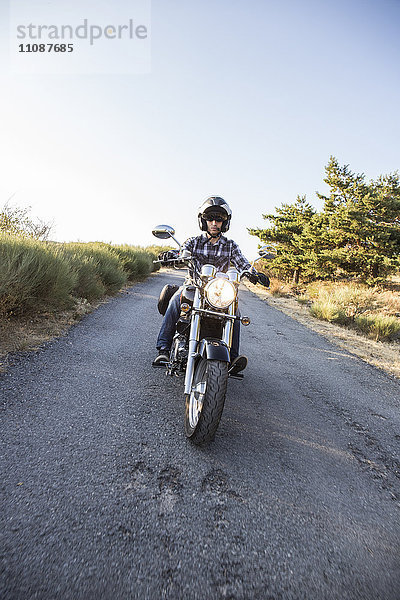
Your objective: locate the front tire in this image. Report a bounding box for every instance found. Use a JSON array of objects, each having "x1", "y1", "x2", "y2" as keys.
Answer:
[{"x1": 185, "y1": 358, "x2": 228, "y2": 444}]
